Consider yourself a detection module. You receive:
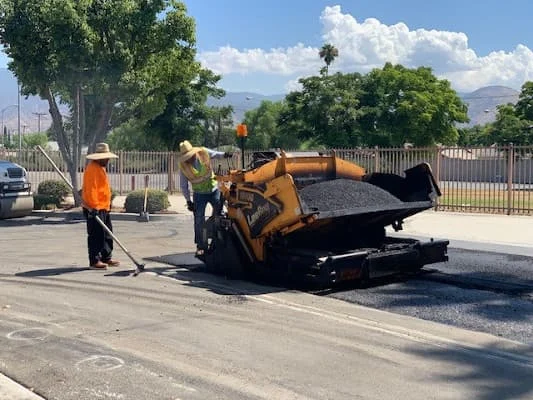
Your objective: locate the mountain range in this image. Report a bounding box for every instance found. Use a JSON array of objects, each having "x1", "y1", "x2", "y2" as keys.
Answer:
[
  {"x1": 0, "y1": 68, "x2": 522, "y2": 135},
  {"x1": 458, "y1": 86, "x2": 520, "y2": 126},
  {"x1": 214, "y1": 86, "x2": 521, "y2": 127}
]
